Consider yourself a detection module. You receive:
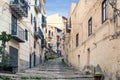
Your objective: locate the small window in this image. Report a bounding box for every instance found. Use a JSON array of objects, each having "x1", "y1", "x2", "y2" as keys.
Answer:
[
  {"x1": 76, "y1": 33, "x2": 79, "y2": 47},
  {"x1": 34, "y1": 41, "x2": 36, "y2": 48},
  {"x1": 52, "y1": 32, "x2": 53, "y2": 36},
  {"x1": 25, "y1": 29, "x2": 28, "y2": 41},
  {"x1": 48, "y1": 30, "x2": 51, "y2": 37},
  {"x1": 34, "y1": 17, "x2": 37, "y2": 32},
  {"x1": 11, "y1": 15, "x2": 17, "y2": 35},
  {"x1": 88, "y1": 17, "x2": 92, "y2": 36},
  {"x1": 31, "y1": 14, "x2": 33, "y2": 24},
  {"x1": 46, "y1": 28, "x2": 47, "y2": 33},
  {"x1": 35, "y1": 0, "x2": 37, "y2": 5},
  {"x1": 102, "y1": 0, "x2": 108, "y2": 23},
  {"x1": 69, "y1": 17, "x2": 71, "y2": 28}
]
